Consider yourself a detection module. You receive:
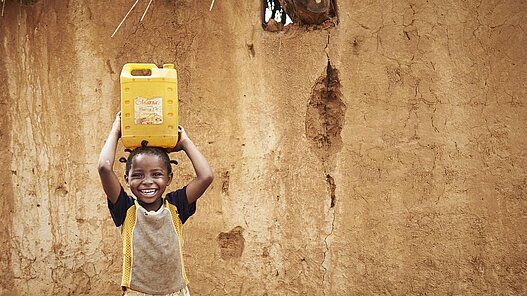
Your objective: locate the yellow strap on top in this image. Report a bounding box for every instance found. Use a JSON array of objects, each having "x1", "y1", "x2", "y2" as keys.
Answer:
[{"x1": 121, "y1": 204, "x2": 138, "y2": 287}]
